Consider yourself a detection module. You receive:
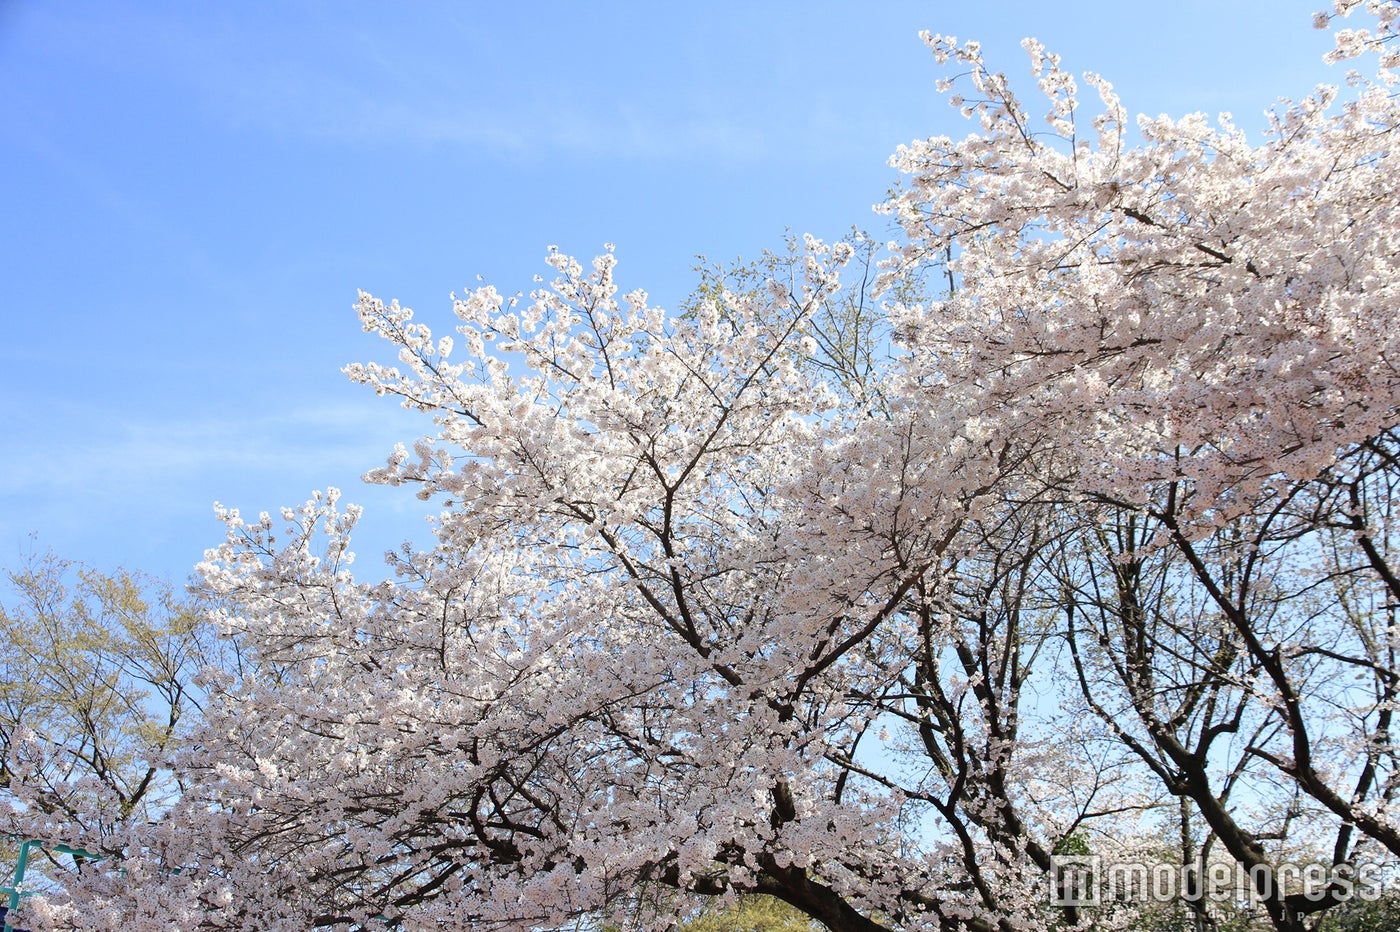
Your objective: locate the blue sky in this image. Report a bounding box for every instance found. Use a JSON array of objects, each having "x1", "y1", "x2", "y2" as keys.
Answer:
[{"x1": 0, "y1": 1, "x2": 1341, "y2": 584}]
